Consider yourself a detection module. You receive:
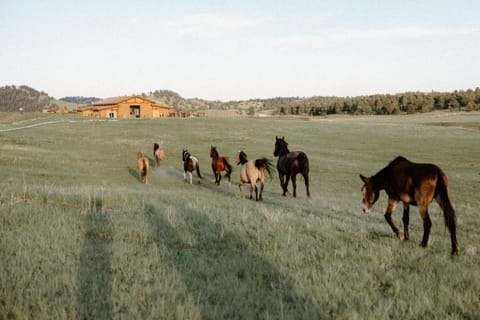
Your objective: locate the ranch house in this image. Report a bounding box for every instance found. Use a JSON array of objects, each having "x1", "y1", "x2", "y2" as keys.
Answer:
[{"x1": 77, "y1": 96, "x2": 171, "y2": 119}]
